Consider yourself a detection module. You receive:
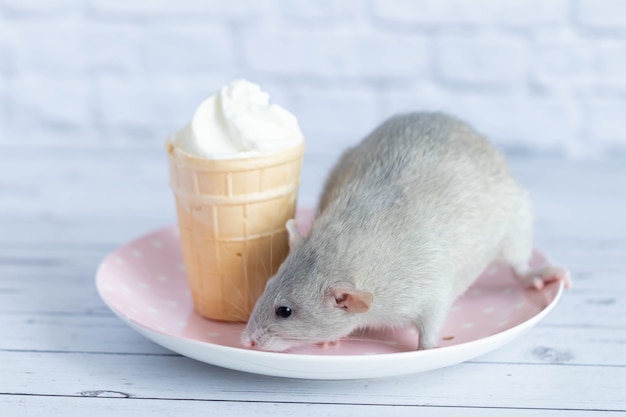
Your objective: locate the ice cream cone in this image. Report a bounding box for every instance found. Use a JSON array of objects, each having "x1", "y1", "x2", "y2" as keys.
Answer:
[{"x1": 166, "y1": 140, "x2": 305, "y2": 322}]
